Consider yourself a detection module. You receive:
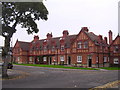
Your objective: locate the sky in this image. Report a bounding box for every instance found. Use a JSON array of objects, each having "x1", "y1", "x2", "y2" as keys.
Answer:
[{"x1": 0, "y1": 0, "x2": 119, "y2": 47}]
